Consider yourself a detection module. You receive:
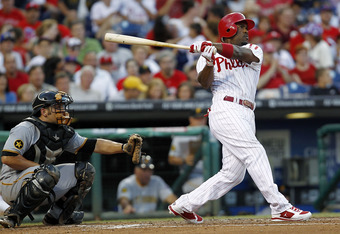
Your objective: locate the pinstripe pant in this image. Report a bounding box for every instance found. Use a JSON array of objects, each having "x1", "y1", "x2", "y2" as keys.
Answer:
[{"x1": 175, "y1": 97, "x2": 291, "y2": 215}]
